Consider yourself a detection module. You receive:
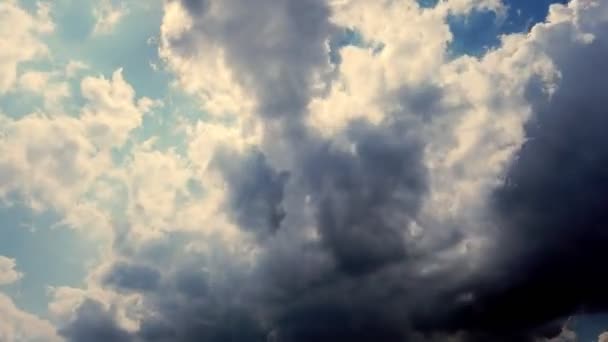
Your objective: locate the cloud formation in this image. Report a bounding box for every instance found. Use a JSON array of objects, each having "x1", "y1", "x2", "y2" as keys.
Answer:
[
  {"x1": 0, "y1": 260, "x2": 59, "y2": 341},
  {"x1": 0, "y1": 256, "x2": 23, "y2": 286},
  {"x1": 0, "y1": 293, "x2": 61, "y2": 342},
  {"x1": 0, "y1": 0, "x2": 53, "y2": 93},
  {"x1": 93, "y1": 0, "x2": 129, "y2": 35},
  {"x1": 56, "y1": 0, "x2": 608, "y2": 341},
  {"x1": 2, "y1": 0, "x2": 608, "y2": 341}
]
